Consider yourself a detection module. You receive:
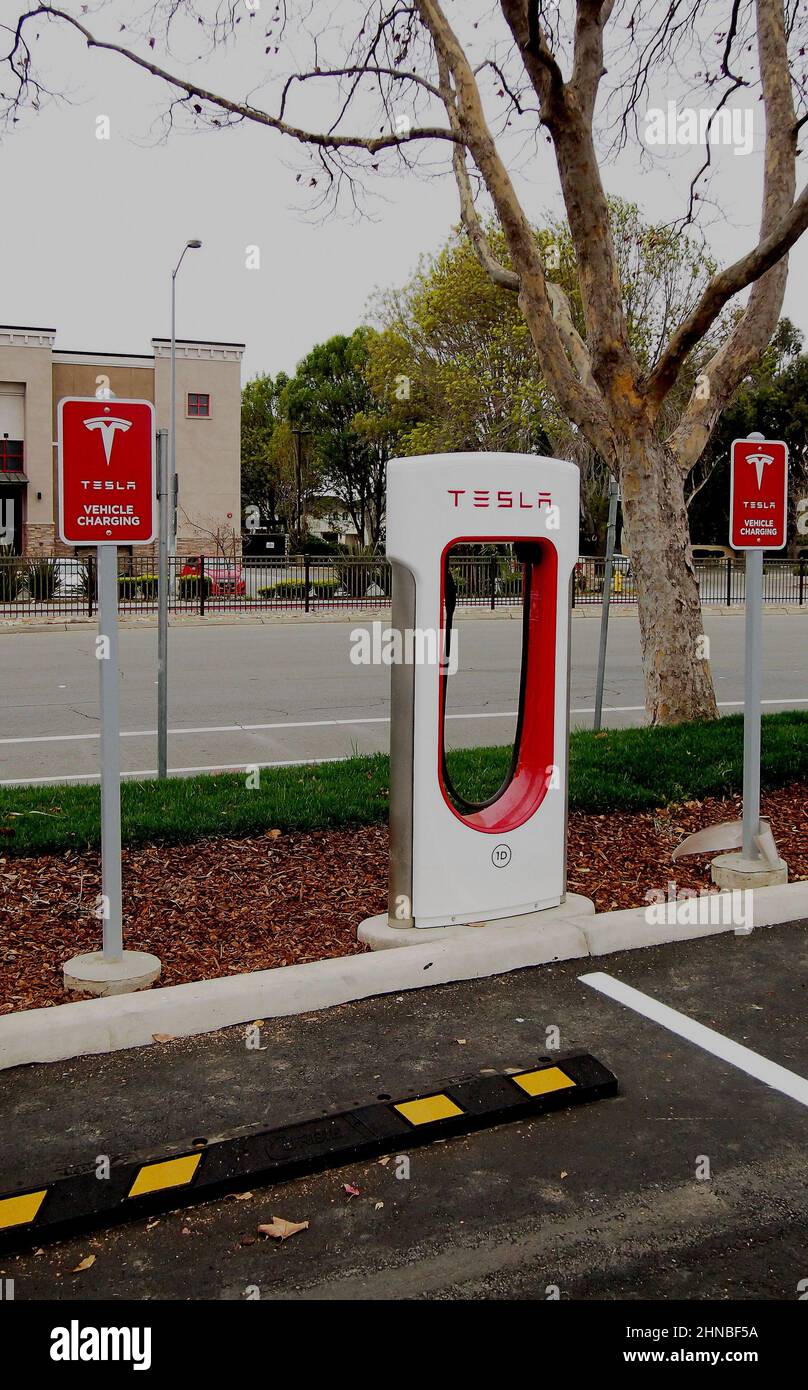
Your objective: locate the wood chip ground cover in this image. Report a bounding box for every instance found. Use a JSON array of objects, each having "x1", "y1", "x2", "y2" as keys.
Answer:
[{"x1": 0, "y1": 785, "x2": 805, "y2": 1015}]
